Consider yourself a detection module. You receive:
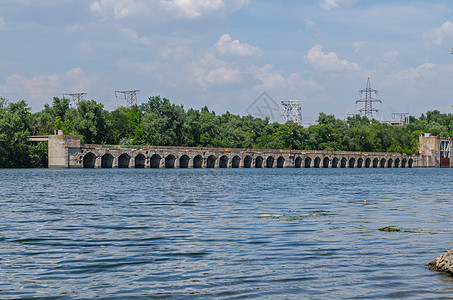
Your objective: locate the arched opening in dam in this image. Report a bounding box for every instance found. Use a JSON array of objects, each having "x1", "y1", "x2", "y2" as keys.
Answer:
[
  {"x1": 357, "y1": 158, "x2": 363, "y2": 168},
  {"x1": 83, "y1": 152, "x2": 96, "y2": 168},
  {"x1": 294, "y1": 157, "x2": 302, "y2": 168},
  {"x1": 341, "y1": 158, "x2": 347, "y2": 168},
  {"x1": 232, "y1": 156, "x2": 241, "y2": 168},
  {"x1": 401, "y1": 158, "x2": 407, "y2": 168},
  {"x1": 118, "y1": 153, "x2": 130, "y2": 168},
  {"x1": 207, "y1": 155, "x2": 216, "y2": 168},
  {"x1": 314, "y1": 157, "x2": 321, "y2": 168},
  {"x1": 305, "y1": 157, "x2": 312, "y2": 168},
  {"x1": 266, "y1": 156, "x2": 274, "y2": 168},
  {"x1": 243, "y1": 156, "x2": 252, "y2": 168},
  {"x1": 150, "y1": 154, "x2": 161, "y2": 168},
  {"x1": 101, "y1": 153, "x2": 114, "y2": 168},
  {"x1": 387, "y1": 159, "x2": 393, "y2": 168},
  {"x1": 179, "y1": 155, "x2": 189, "y2": 168},
  {"x1": 332, "y1": 157, "x2": 339, "y2": 168},
  {"x1": 193, "y1": 155, "x2": 203, "y2": 168},
  {"x1": 135, "y1": 154, "x2": 145, "y2": 168},
  {"x1": 323, "y1": 157, "x2": 329, "y2": 168},
  {"x1": 408, "y1": 158, "x2": 414, "y2": 168},
  {"x1": 277, "y1": 156, "x2": 285, "y2": 168},
  {"x1": 255, "y1": 156, "x2": 263, "y2": 168},
  {"x1": 373, "y1": 158, "x2": 379, "y2": 168},
  {"x1": 165, "y1": 155, "x2": 176, "y2": 168},
  {"x1": 219, "y1": 155, "x2": 228, "y2": 168}
]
